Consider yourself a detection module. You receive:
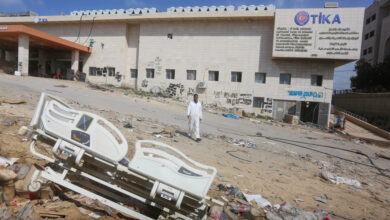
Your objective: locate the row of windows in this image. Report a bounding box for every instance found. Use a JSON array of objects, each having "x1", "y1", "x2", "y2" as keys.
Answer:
[
  {"x1": 364, "y1": 30, "x2": 375, "y2": 40},
  {"x1": 131, "y1": 68, "x2": 323, "y2": 86},
  {"x1": 89, "y1": 67, "x2": 116, "y2": 76},
  {"x1": 363, "y1": 47, "x2": 373, "y2": 55},
  {"x1": 366, "y1": 13, "x2": 376, "y2": 25}
]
